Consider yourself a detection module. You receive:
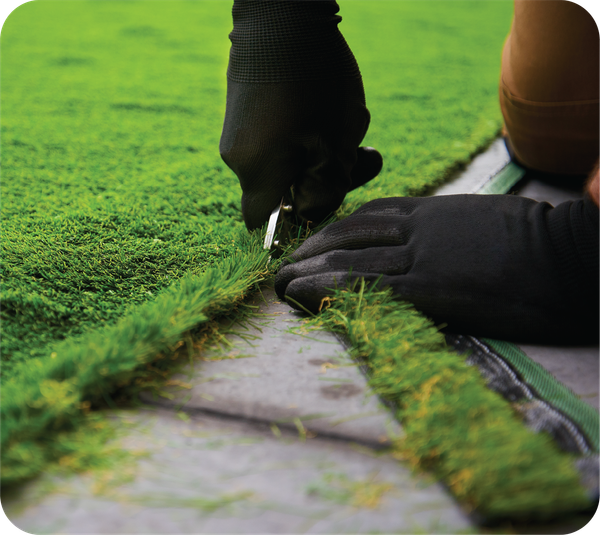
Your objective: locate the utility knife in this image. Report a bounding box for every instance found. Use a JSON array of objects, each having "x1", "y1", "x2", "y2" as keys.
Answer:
[{"x1": 263, "y1": 192, "x2": 296, "y2": 259}]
